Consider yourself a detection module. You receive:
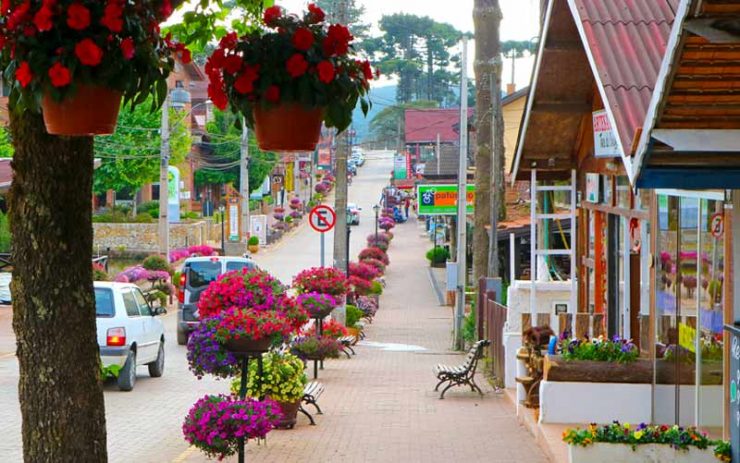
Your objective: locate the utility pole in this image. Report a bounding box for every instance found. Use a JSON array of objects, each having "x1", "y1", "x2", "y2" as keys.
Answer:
[
  {"x1": 454, "y1": 36, "x2": 469, "y2": 351},
  {"x1": 240, "y1": 120, "x2": 250, "y2": 243},
  {"x1": 158, "y1": 93, "x2": 170, "y2": 262},
  {"x1": 332, "y1": 0, "x2": 349, "y2": 325},
  {"x1": 436, "y1": 133, "x2": 441, "y2": 175}
]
